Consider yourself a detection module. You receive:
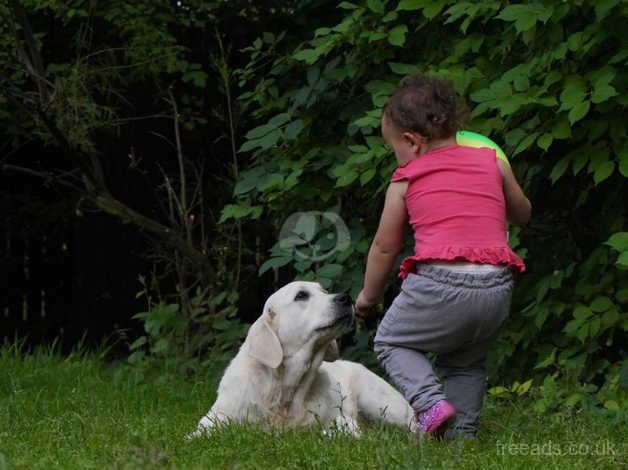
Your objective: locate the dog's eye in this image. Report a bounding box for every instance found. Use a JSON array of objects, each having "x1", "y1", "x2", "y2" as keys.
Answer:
[{"x1": 294, "y1": 290, "x2": 310, "y2": 301}]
